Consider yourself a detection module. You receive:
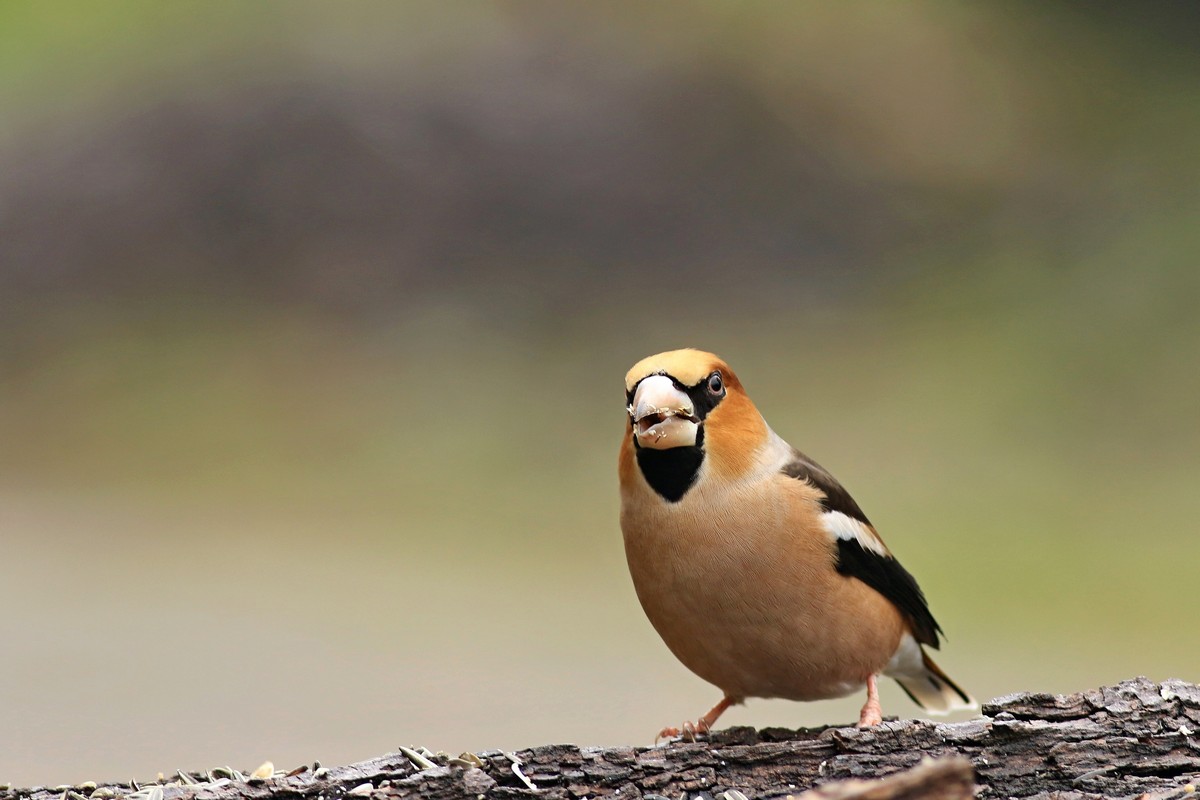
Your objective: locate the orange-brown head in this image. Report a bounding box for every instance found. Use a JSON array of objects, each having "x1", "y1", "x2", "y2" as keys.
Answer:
[{"x1": 620, "y1": 349, "x2": 769, "y2": 502}]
